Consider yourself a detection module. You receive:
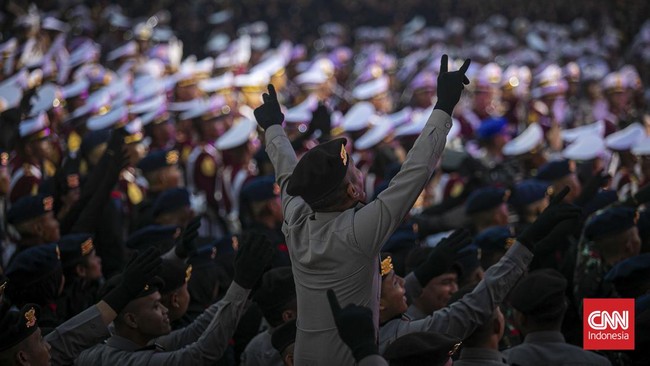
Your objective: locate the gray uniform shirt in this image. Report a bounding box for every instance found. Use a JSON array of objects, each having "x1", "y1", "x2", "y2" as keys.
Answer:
[
  {"x1": 240, "y1": 329, "x2": 283, "y2": 366},
  {"x1": 265, "y1": 109, "x2": 452, "y2": 365},
  {"x1": 379, "y1": 241, "x2": 533, "y2": 354},
  {"x1": 502, "y1": 331, "x2": 612, "y2": 366},
  {"x1": 46, "y1": 304, "x2": 110, "y2": 365},
  {"x1": 75, "y1": 282, "x2": 249, "y2": 365}
]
